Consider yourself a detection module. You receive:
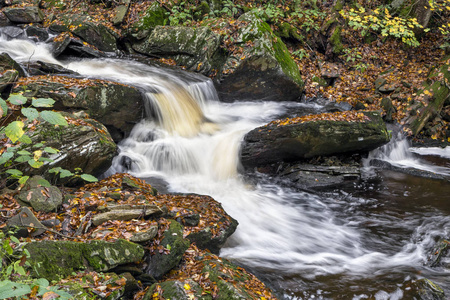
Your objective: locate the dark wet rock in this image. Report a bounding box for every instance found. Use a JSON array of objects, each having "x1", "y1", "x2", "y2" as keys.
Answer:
[
  {"x1": 381, "y1": 97, "x2": 396, "y2": 122},
  {"x1": 25, "y1": 26, "x2": 49, "y2": 42},
  {"x1": 0, "y1": 69, "x2": 19, "y2": 93},
  {"x1": 66, "y1": 43, "x2": 104, "y2": 58},
  {"x1": 407, "y1": 278, "x2": 445, "y2": 300},
  {"x1": 51, "y1": 33, "x2": 72, "y2": 57},
  {"x1": 0, "y1": 52, "x2": 25, "y2": 76},
  {"x1": 427, "y1": 239, "x2": 450, "y2": 268},
  {"x1": 216, "y1": 11, "x2": 304, "y2": 102},
  {"x1": 146, "y1": 220, "x2": 190, "y2": 279},
  {"x1": 25, "y1": 239, "x2": 145, "y2": 281},
  {"x1": 321, "y1": 100, "x2": 353, "y2": 113},
  {"x1": 0, "y1": 12, "x2": 12, "y2": 27},
  {"x1": 3, "y1": 6, "x2": 44, "y2": 23},
  {"x1": 6, "y1": 207, "x2": 46, "y2": 237},
  {"x1": 375, "y1": 77, "x2": 387, "y2": 90},
  {"x1": 13, "y1": 76, "x2": 144, "y2": 140},
  {"x1": 132, "y1": 26, "x2": 223, "y2": 76},
  {"x1": 35, "y1": 60, "x2": 79, "y2": 75},
  {"x1": 10, "y1": 112, "x2": 117, "y2": 178},
  {"x1": 240, "y1": 111, "x2": 390, "y2": 169},
  {"x1": 369, "y1": 159, "x2": 450, "y2": 181},
  {"x1": 279, "y1": 164, "x2": 361, "y2": 190}
]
